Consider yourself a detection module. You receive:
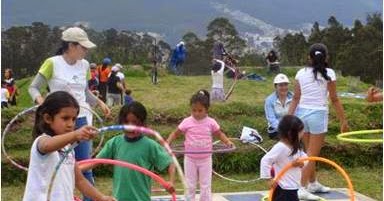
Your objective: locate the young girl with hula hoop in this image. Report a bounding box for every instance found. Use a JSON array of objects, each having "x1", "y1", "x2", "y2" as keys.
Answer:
[{"x1": 167, "y1": 90, "x2": 234, "y2": 201}]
